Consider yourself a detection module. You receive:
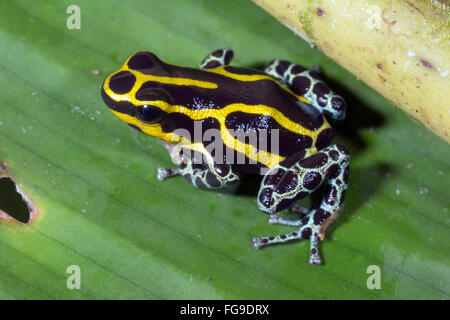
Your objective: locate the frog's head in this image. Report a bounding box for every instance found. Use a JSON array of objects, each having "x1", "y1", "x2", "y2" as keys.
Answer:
[{"x1": 101, "y1": 52, "x2": 180, "y2": 143}]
